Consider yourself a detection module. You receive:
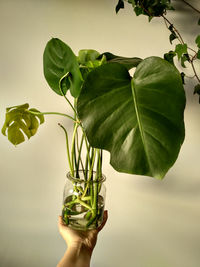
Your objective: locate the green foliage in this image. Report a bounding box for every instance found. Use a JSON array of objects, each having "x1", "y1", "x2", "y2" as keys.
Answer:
[
  {"x1": 175, "y1": 44, "x2": 188, "y2": 60},
  {"x1": 194, "y1": 84, "x2": 200, "y2": 95},
  {"x1": 194, "y1": 84, "x2": 200, "y2": 103},
  {"x1": 180, "y1": 72, "x2": 185, "y2": 85},
  {"x1": 197, "y1": 49, "x2": 200, "y2": 59},
  {"x1": 77, "y1": 57, "x2": 185, "y2": 179},
  {"x1": 164, "y1": 50, "x2": 176, "y2": 65},
  {"x1": 116, "y1": 0, "x2": 174, "y2": 19},
  {"x1": 1, "y1": 104, "x2": 44, "y2": 146},
  {"x1": 78, "y1": 49, "x2": 100, "y2": 64},
  {"x1": 43, "y1": 38, "x2": 83, "y2": 98},
  {"x1": 116, "y1": 0, "x2": 124, "y2": 13},
  {"x1": 198, "y1": 18, "x2": 200, "y2": 25},
  {"x1": 78, "y1": 49, "x2": 106, "y2": 80},
  {"x1": 180, "y1": 53, "x2": 190, "y2": 68},
  {"x1": 168, "y1": 25, "x2": 178, "y2": 44},
  {"x1": 99, "y1": 52, "x2": 142, "y2": 70},
  {"x1": 195, "y1": 35, "x2": 200, "y2": 48},
  {"x1": 169, "y1": 33, "x2": 177, "y2": 44}
]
